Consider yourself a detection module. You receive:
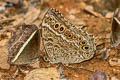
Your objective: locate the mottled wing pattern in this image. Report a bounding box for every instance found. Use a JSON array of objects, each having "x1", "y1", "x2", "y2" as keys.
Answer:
[
  {"x1": 41, "y1": 8, "x2": 96, "y2": 64},
  {"x1": 7, "y1": 24, "x2": 40, "y2": 65}
]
